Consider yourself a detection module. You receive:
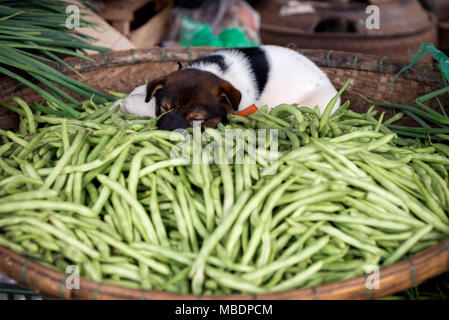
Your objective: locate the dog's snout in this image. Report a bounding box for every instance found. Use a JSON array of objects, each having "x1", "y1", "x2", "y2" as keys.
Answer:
[{"x1": 157, "y1": 110, "x2": 188, "y2": 131}]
